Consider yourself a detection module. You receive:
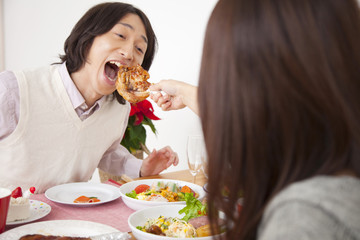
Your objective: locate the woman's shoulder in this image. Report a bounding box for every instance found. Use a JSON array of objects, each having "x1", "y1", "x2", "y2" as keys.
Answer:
[
  {"x1": 278, "y1": 175, "x2": 359, "y2": 198},
  {"x1": 258, "y1": 175, "x2": 360, "y2": 240},
  {"x1": 267, "y1": 175, "x2": 360, "y2": 220},
  {"x1": 272, "y1": 175, "x2": 360, "y2": 207}
]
